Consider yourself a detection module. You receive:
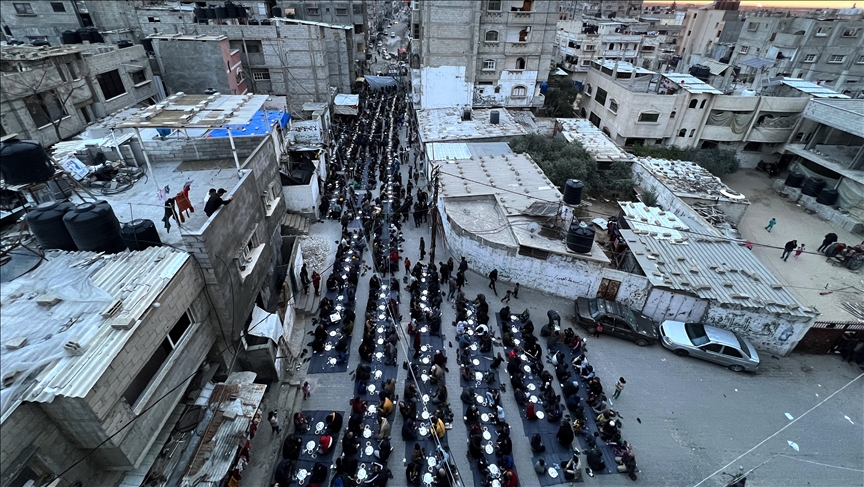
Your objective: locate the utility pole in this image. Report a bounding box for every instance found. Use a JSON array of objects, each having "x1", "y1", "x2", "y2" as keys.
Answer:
[{"x1": 429, "y1": 165, "x2": 441, "y2": 264}]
